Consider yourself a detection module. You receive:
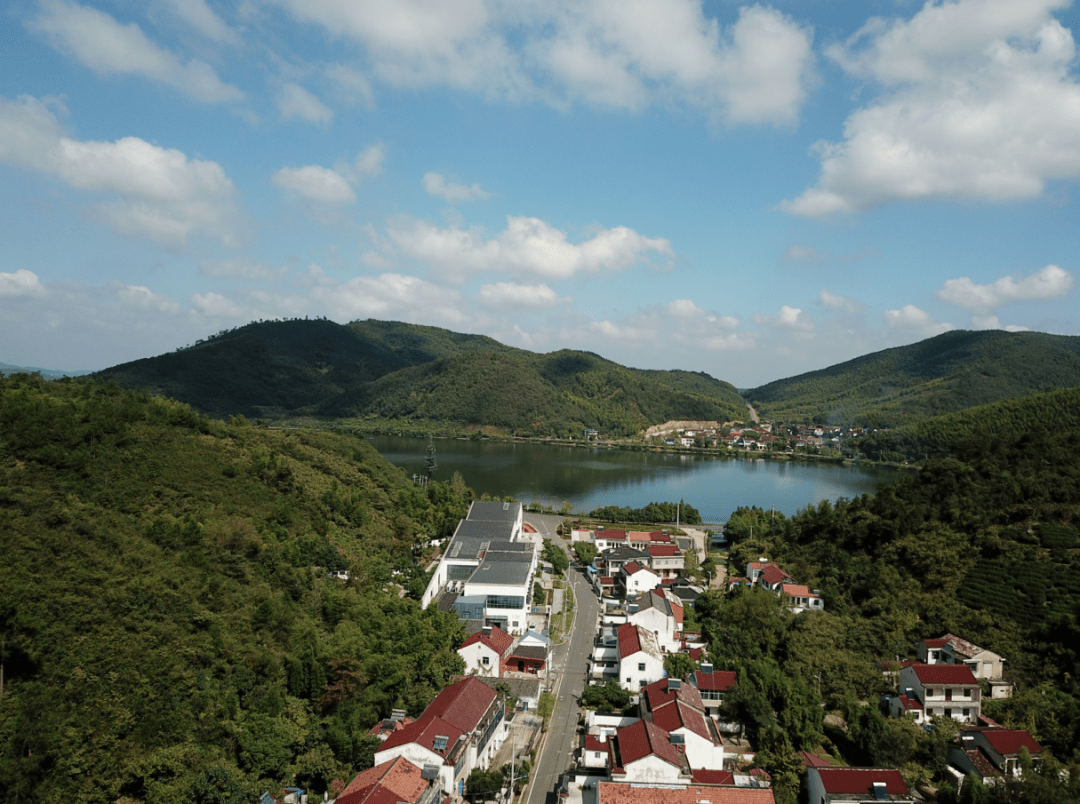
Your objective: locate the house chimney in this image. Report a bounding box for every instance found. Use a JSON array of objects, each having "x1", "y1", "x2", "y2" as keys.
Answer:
[{"x1": 482, "y1": 626, "x2": 492, "y2": 638}]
